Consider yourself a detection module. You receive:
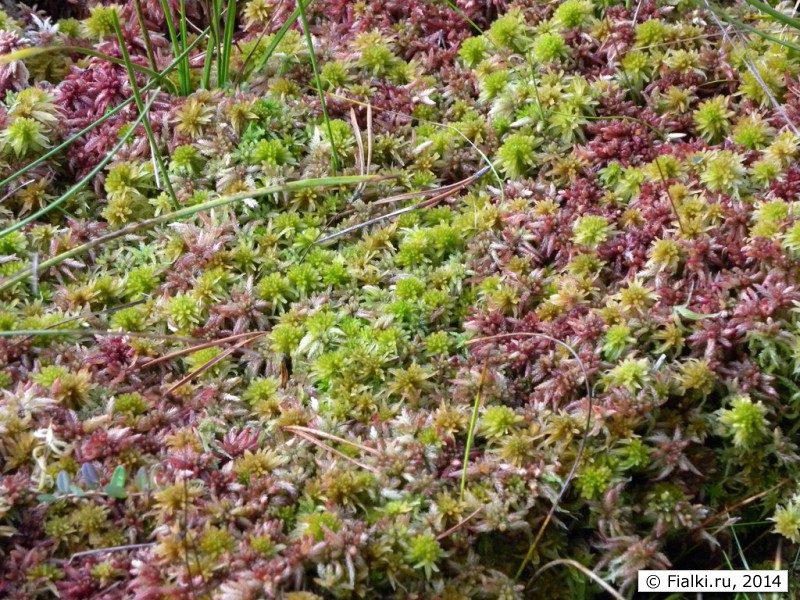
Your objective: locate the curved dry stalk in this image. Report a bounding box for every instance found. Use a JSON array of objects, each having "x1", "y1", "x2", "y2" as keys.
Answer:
[
  {"x1": 0, "y1": 91, "x2": 162, "y2": 240},
  {"x1": 702, "y1": 0, "x2": 800, "y2": 136},
  {"x1": 436, "y1": 506, "x2": 482, "y2": 541},
  {"x1": 283, "y1": 425, "x2": 381, "y2": 456},
  {"x1": 0, "y1": 46, "x2": 165, "y2": 83},
  {"x1": 0, "y1": 329, "x2": 197, "y2": 342},
  {"x1": 0, "y1": 31, "x2": 208, "y2": 194},
  {"x1": 529, "y1": 559, "x2": 625, "y2": 600},
  {"x1": 140, "y1": 331, "x2": 266, "y2": 368},
  {"x1": 166, "y1": 333, "x2": 268, "y2": 392},
  {"x1": 464, "y1": 332, "x2": 594, "y2": 580},
  {"x1": 285, "y1": 428, "x2": 380, "y2": 474},
  {"x1": 696, "y1": 478, "x2": 789, "y2": 532},
  {"x1": 313, "y1": 165, "x2": 491, "y2": 245},
  {"x1": 70, "y1": 542, "x2": 156, "y2": 563},
  {"x1": 0, "y1": 174, "x2": 388, "y2": 293},
  {"x1": 327, "y1": 91, "x2": 503, "y2": 198}
]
